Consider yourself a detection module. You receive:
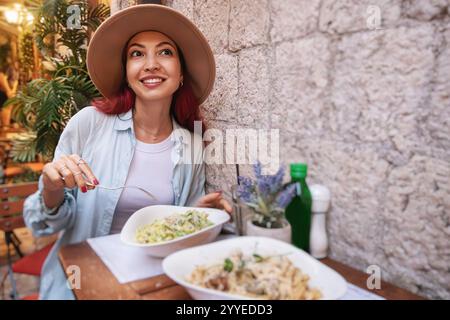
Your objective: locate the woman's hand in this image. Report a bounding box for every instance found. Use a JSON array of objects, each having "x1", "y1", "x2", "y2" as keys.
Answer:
[
  {"x1": 42, "y1": 154, "x2": 99, "y2": 193},
  {"x1": 196, "y1": 191, "x2": 232, "y2": 215}
]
